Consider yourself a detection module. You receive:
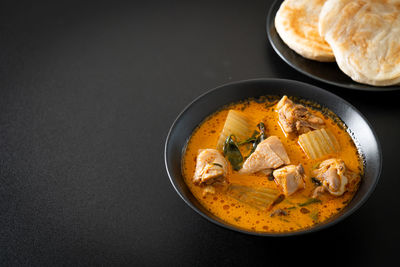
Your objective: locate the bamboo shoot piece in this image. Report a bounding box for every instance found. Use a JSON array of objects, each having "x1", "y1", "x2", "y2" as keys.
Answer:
[
  {"x1": 298, "y1": 128, "x2": 340, "y2": 159},
  {"x1": 216, "y1": 110, "x2": 254, "y2": 150},
  {"x1": 227, "y1": 184, "x2": 281, "y2": 210}
]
